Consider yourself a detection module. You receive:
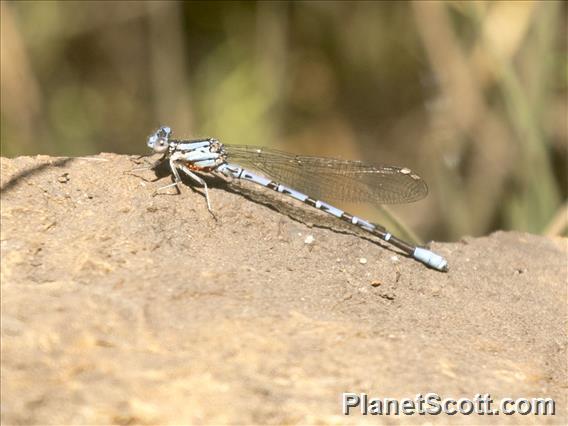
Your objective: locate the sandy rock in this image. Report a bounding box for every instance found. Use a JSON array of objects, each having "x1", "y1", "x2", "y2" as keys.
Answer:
[{"x1": 1, "y1": 155, "x2": 566, "y2": 424}]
